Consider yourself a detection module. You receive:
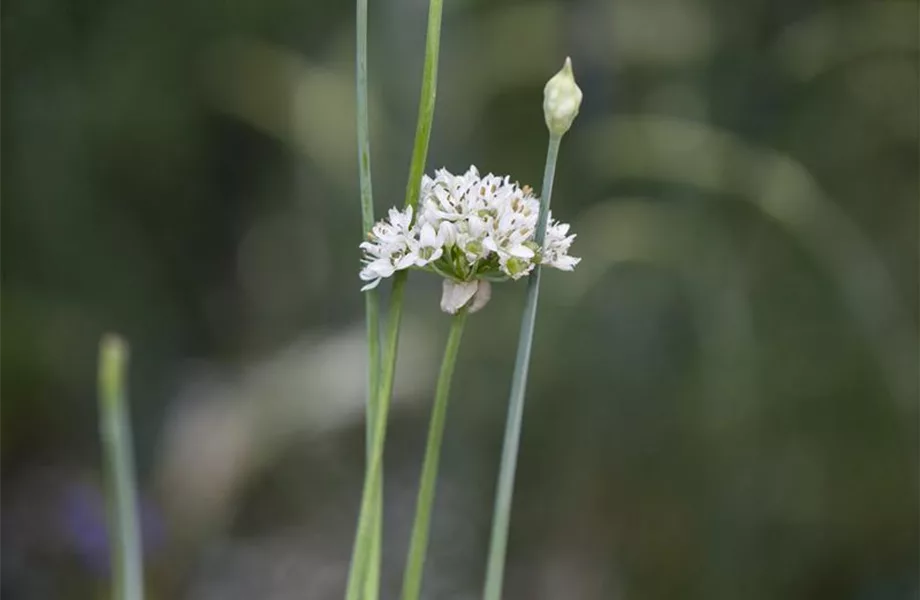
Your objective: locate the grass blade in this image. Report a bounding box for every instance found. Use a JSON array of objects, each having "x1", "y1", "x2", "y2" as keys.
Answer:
[{"x1": 97, "y1": 334, "x2": 144, "y2": 600}]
